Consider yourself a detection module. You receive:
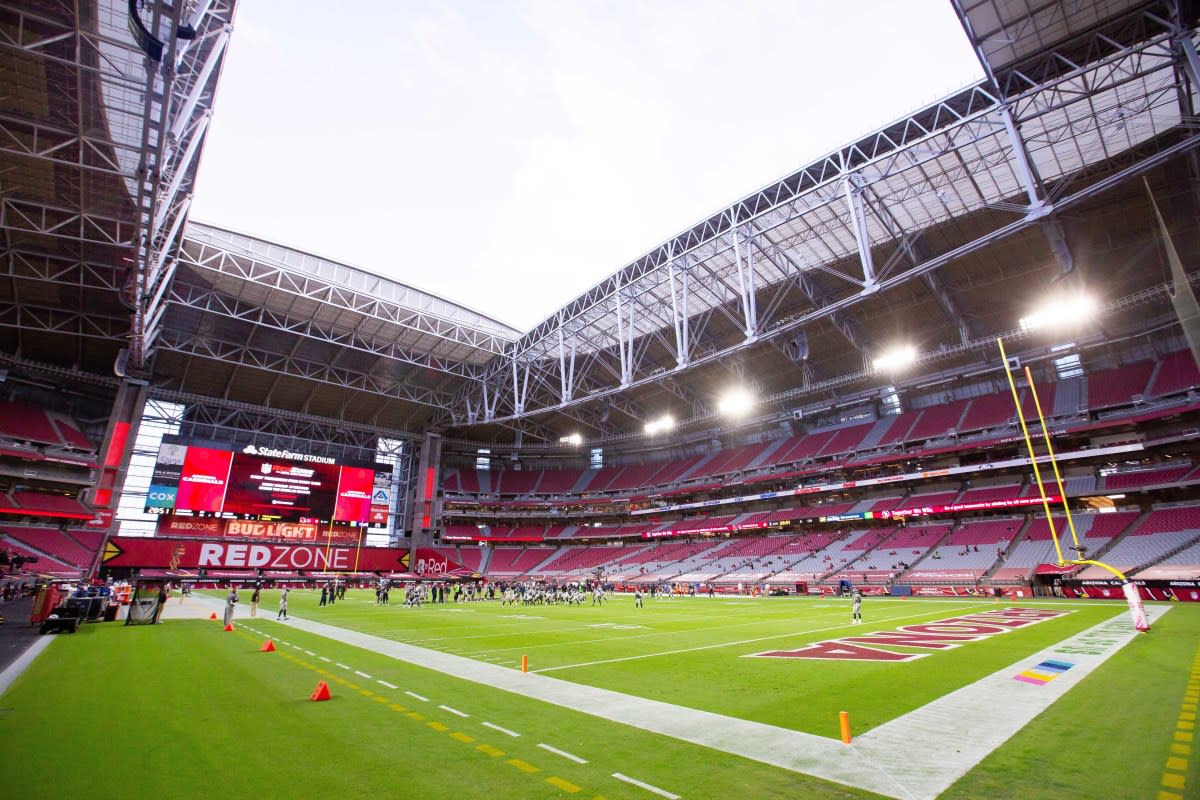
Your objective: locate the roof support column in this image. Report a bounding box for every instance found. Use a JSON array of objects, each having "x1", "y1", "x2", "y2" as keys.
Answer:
[
  {"x1": 614, "y1": 284, "x2": 635, "y2": 386},
  {"x1": 843, "y1": 177, "x2": 876, "y2": 287},
  {"x1": 557, "y1": 323, "x2": 576, "y2": 404},
  {"x1": 1000, "y1": 106, "x2": 1045, "y2": 212},
  {"x1": 731, "y1": 225, "x2": 758, "y2": 340},
  {"x1": 667, "y1": 257, "x2": 691, "y2": 368}
]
